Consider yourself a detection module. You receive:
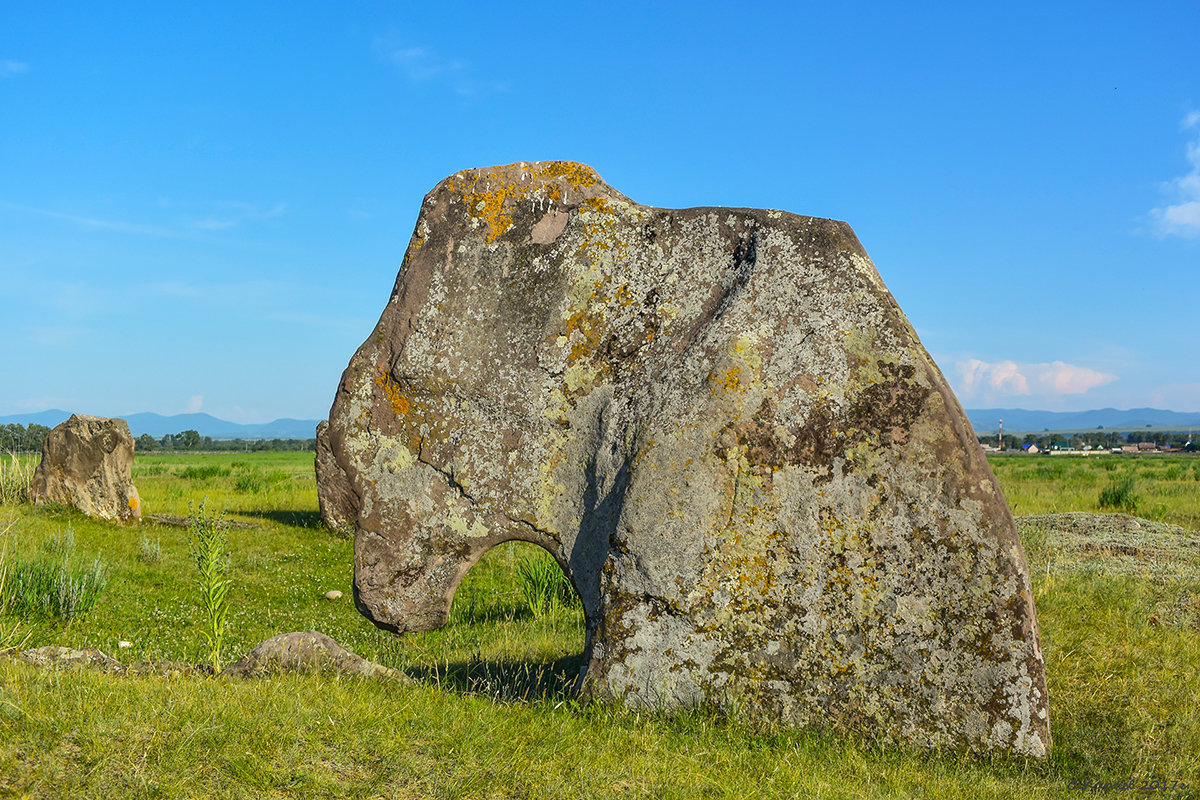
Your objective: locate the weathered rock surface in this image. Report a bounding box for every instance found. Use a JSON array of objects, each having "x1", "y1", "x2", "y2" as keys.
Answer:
[
  {"x1": 31, "y1": 414, "x2": 141, "y2": 522},
  {"x1": 317, "y1": 161, "x2": 1049, "y2": 755},
  {"x1": 19, "y1": 646, "x2": 125, "y2": 672},
  {"x1": 222, "y1": 631, "x2": 404, "y2": 680}
]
